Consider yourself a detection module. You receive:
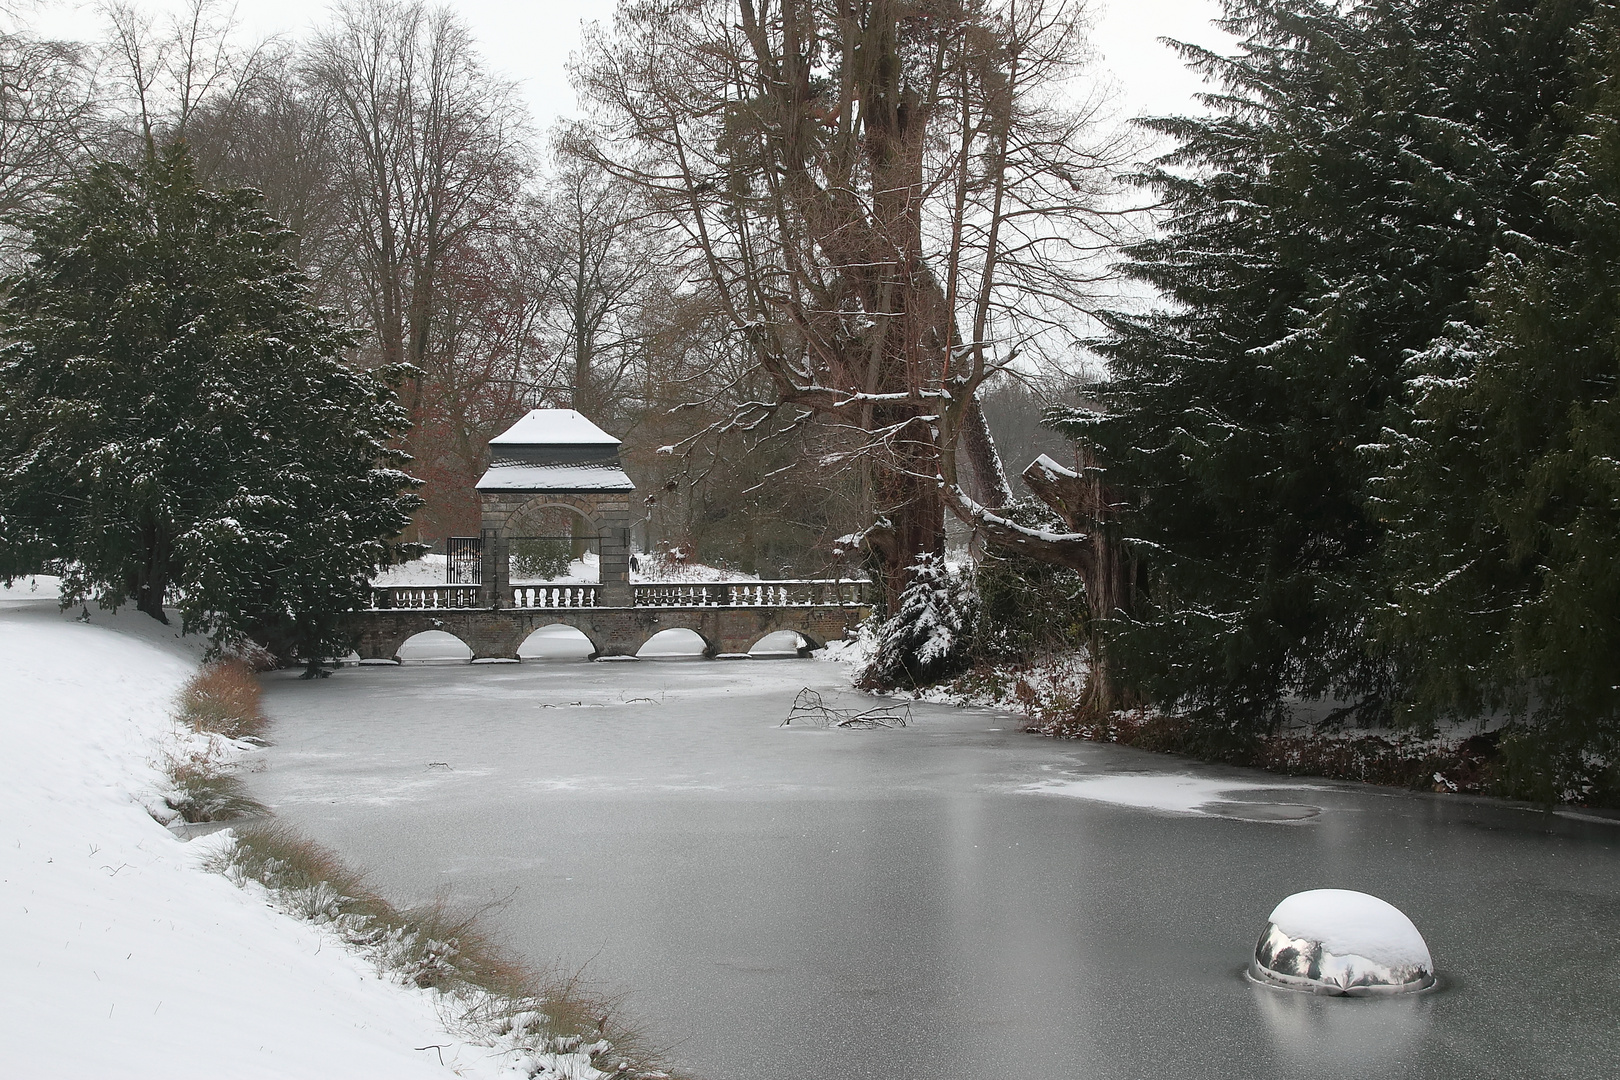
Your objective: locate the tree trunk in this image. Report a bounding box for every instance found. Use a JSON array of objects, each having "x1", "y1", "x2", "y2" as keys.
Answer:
[
  {"x1": 869, "y1": 459, "x2": 945, "y2": 613},
  {"x1": 961, "y1": 395, "x2": 1015, "y2": 509},
  {"x1": 135, "y1": 519, "x2": 170, "y2": 624},
  {"x1": 1012, "y1": 450, "x2": 1139, "y2": 716}
]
